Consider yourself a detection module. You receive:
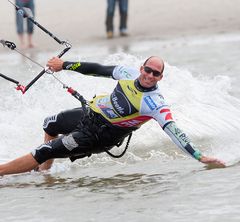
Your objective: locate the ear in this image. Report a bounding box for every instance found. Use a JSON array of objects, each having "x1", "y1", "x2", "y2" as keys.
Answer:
[{"x1": 140, "y1": 65, "x2": 144, "y2": 73}]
